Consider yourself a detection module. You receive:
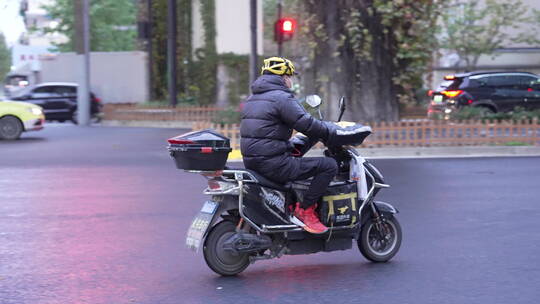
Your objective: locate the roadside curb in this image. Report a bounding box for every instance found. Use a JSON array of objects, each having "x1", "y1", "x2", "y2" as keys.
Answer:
[{"x1": 305, "y1": 146, "x2": 540, "y2": 159}]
